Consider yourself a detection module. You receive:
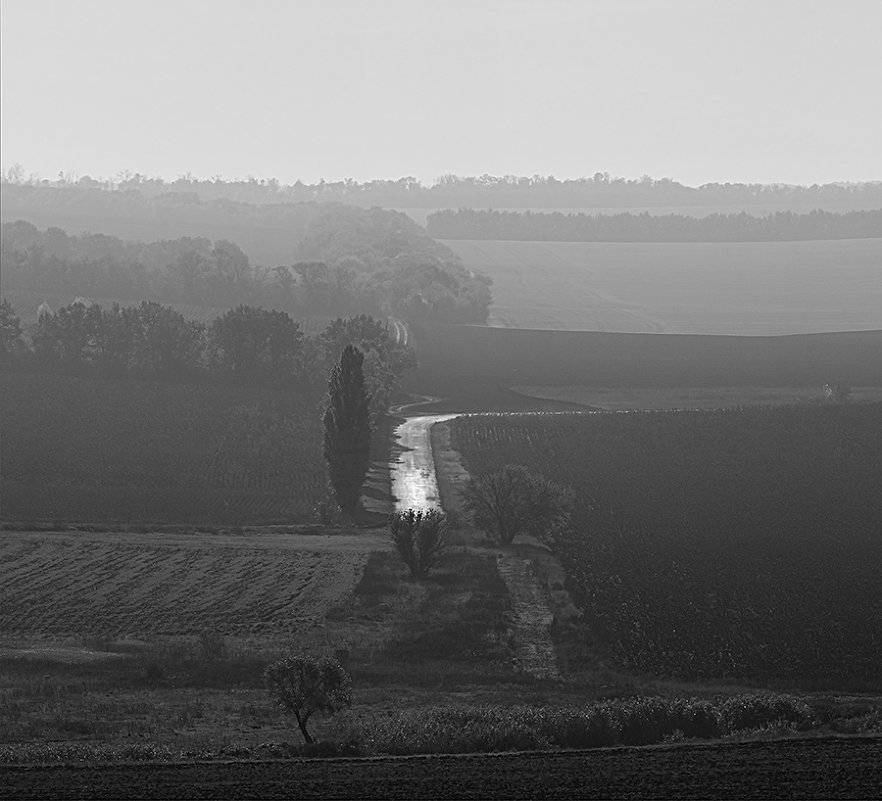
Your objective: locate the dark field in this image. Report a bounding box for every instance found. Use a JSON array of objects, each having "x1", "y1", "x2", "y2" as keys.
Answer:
[
  {"x1": 3, "y1": 737, "x2": 880, "y2": 800},
  {"x1": 407, "y1": 322, "x2": 882, "y2": 405},
  {"x1": 449, "y1": 403, "x2": 882, "y2": 688},
  {"x1": 0, "y1": 373, "x2": 325, "y2": 524}
]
